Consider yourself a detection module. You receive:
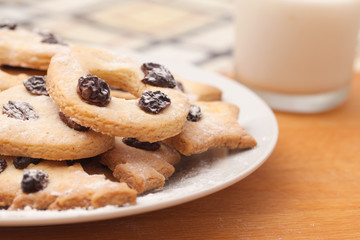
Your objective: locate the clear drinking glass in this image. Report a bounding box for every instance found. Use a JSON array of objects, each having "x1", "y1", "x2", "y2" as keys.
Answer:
[{"x1": 235, "y1": 0, "x2": 360, "y2": 113}]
